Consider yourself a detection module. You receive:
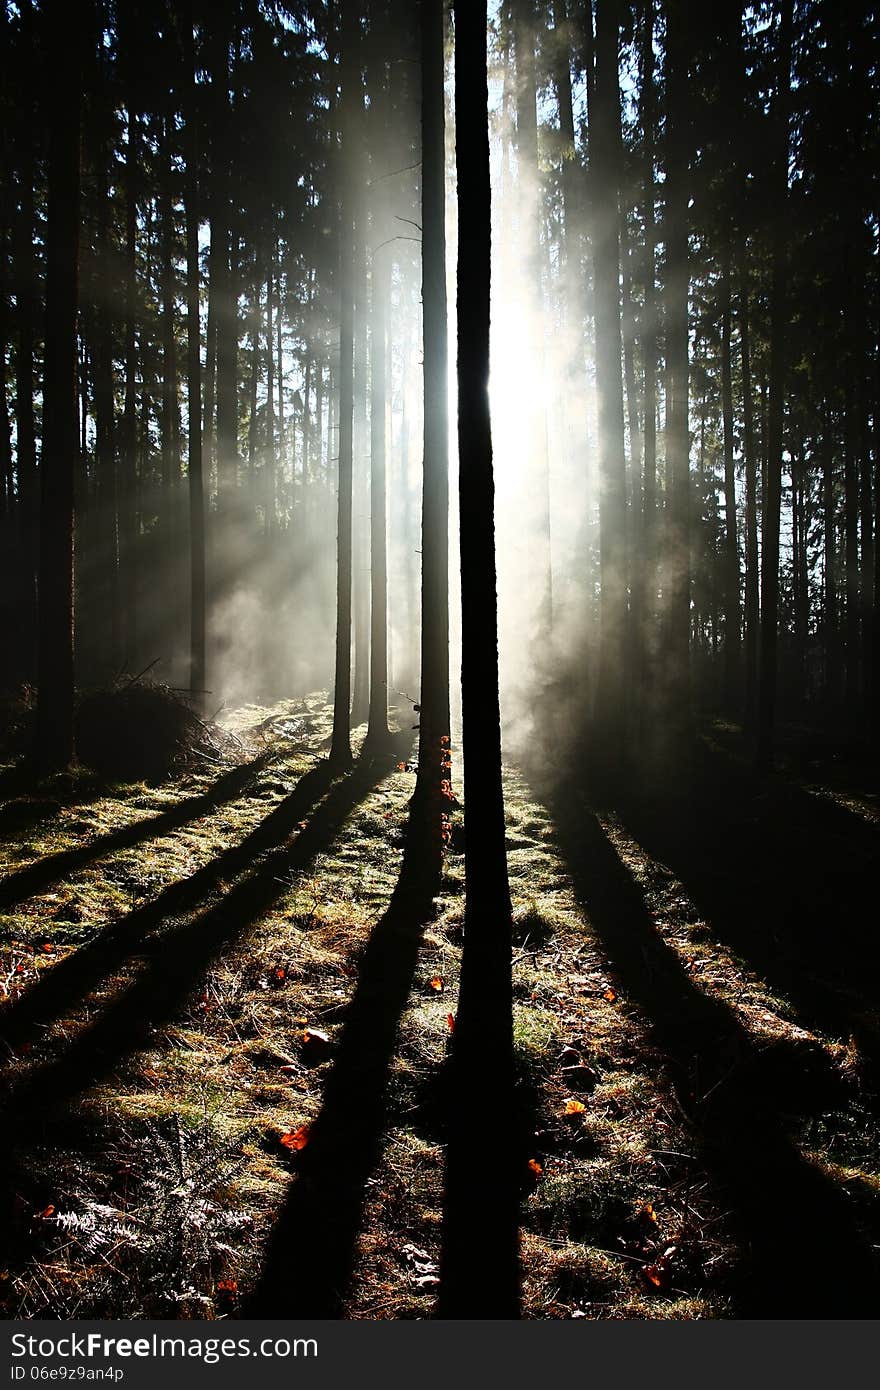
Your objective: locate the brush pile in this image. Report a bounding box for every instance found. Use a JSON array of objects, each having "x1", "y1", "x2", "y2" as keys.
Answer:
[{"x1": 75, "y1": 681, "x2": 233, "y2": 782}]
